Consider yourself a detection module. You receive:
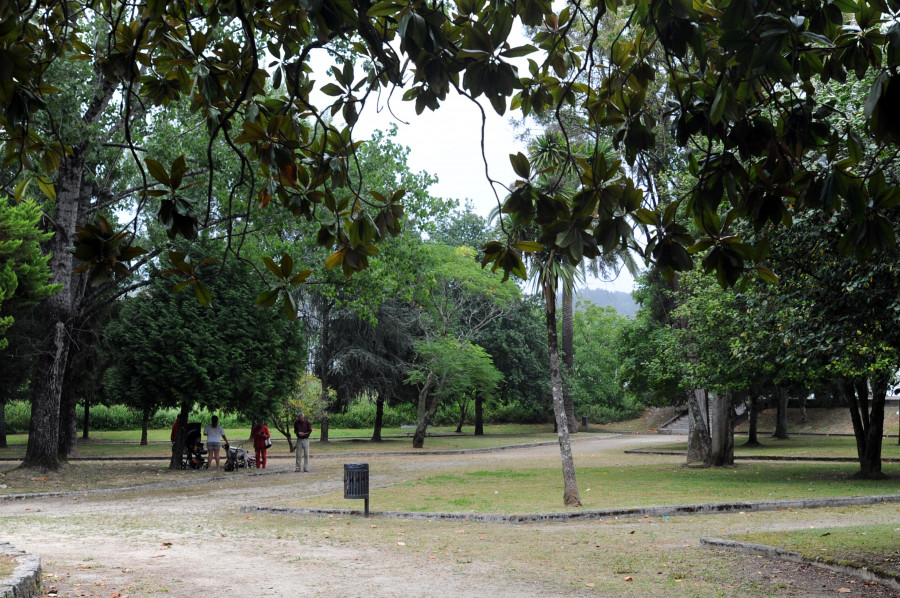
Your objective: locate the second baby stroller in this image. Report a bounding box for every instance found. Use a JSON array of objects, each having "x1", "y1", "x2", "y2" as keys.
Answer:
[
  {"x1": 223, "y1": 442, "x2": 251, "y2": 471},
  {"x1": 181, "y1": 422, "x2": 207, "y2": 470}
]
